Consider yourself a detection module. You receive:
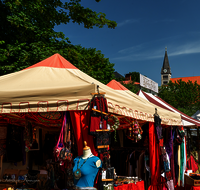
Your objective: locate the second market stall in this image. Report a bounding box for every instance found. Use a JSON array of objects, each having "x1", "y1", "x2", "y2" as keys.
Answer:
[{"x1": 107, "y1": 79, "x2": 187, "y2": 190}]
